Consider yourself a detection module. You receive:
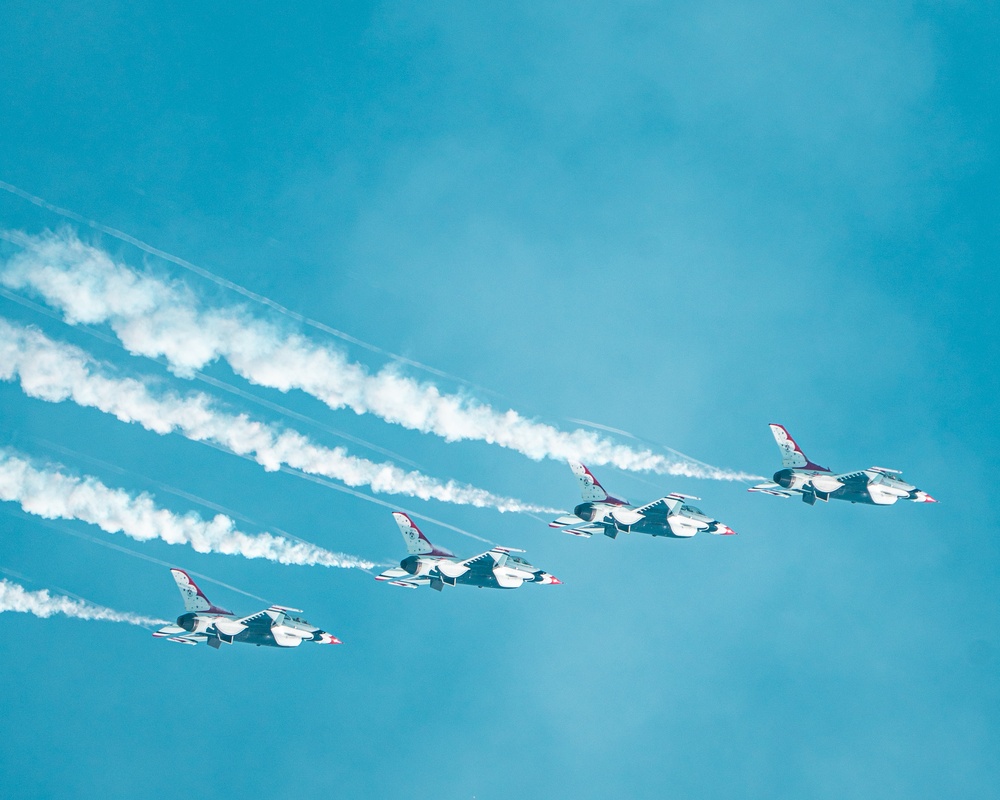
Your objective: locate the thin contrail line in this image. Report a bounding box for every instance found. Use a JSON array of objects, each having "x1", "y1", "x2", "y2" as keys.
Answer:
[
  {"x1": 185, "y1": 438, "x2": 492, "y2": 546},
  {"x1": 0, "y1": 189, "x2": 762, "y2": 482},
  {"x1": 0, "y1": 506, "x2": 270, "y2": 601},
  {"x1": 25, "y1": 436, "x2": 393, "y2": 566},
  {"x1": 0, "y1": 284, "x2": 425, "y2": 470},
  {"x1": 0, "y1": 178, "x2": 502, "y2": 395},
  {"x1": 567, "y1": 417, "x2": 762, "y2": 487},
  {"x1": 0, "y1": 318, "x2": 553, "y2": 513},
  {"x1": 278, "y1": 465, "x2": 496, "y2": 546},
  {"x1": 26, "y1": 436, "x2": 263, "y2": 527},
  {"x1": 196, "y1": 440, "x2": 496, "y2": 546}
]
